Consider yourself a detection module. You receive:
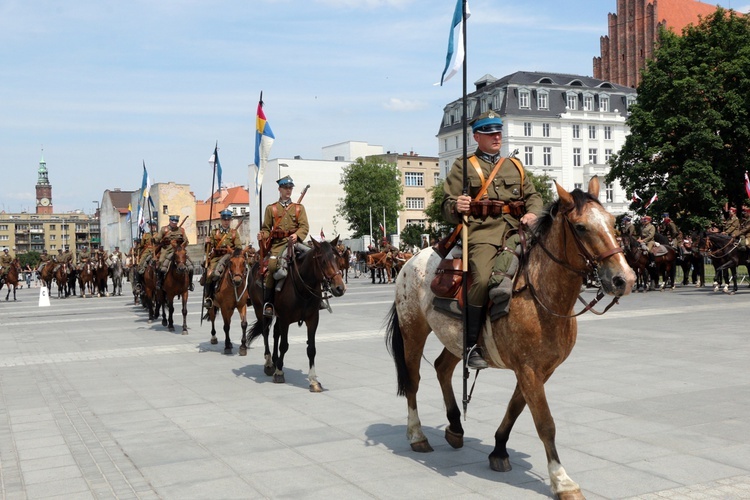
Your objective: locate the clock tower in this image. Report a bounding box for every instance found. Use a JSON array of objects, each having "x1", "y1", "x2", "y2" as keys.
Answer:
[{"x1": 35, "y1": 154, "x2": 53, "y2": 214}]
